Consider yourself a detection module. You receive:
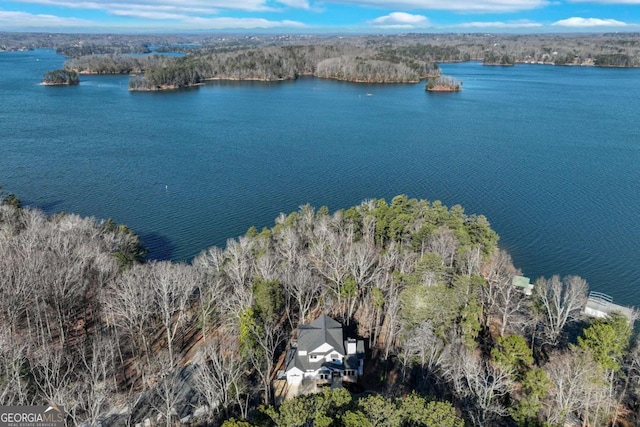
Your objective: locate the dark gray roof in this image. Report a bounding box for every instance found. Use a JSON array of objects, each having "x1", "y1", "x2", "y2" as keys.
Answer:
[
  {"x1": 297, "y1": 314, "x2": 345, "y2": 355},
  {"x1": 286, "y1": 351, "x2": 324, "y2": 372},
  {"x1": 286, "y1": 315, "x2": 366, "y2": 374}
]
